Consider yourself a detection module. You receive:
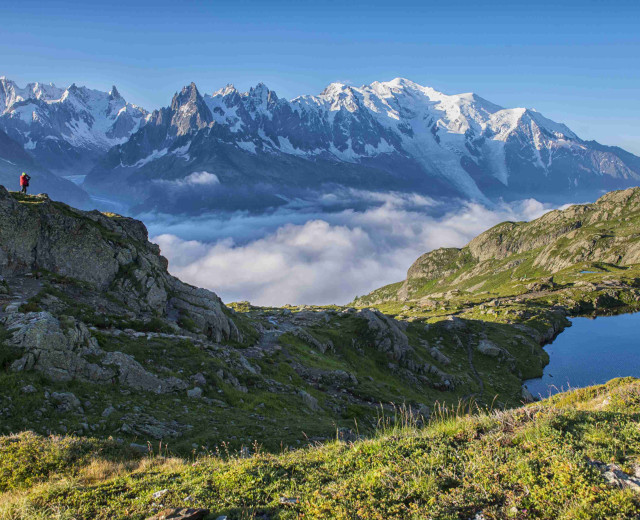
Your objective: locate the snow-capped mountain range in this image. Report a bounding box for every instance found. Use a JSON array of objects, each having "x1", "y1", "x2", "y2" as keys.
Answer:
[
  {"x1": 0, "y1": 77, "x2": 148, "y2": 176},
  {"x1": 1, "y1": 76, "x2": 639, "y2": 212}
]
